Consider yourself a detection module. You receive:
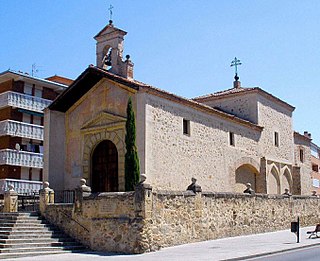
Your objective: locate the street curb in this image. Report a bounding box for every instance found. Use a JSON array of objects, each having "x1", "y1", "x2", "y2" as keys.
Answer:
[{"x1": 225, "y1": 241, "x2": 320, "y2": 260}]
